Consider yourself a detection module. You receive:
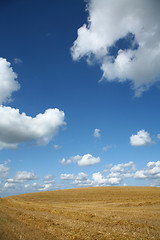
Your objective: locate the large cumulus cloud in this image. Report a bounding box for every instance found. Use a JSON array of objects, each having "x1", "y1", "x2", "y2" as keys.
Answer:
[
  {"x1": 0, "y1": 57, "x2": 20, "y2": 104},
  {"x1": 0, "y1": 57, "x2": 65, "y2": 149},
  {"x1": 0, "y1": 106, "x2": 65, "y2": 148},
  {"x1": 71, "y1": 0, "x2": 160, "y2": 96}
]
